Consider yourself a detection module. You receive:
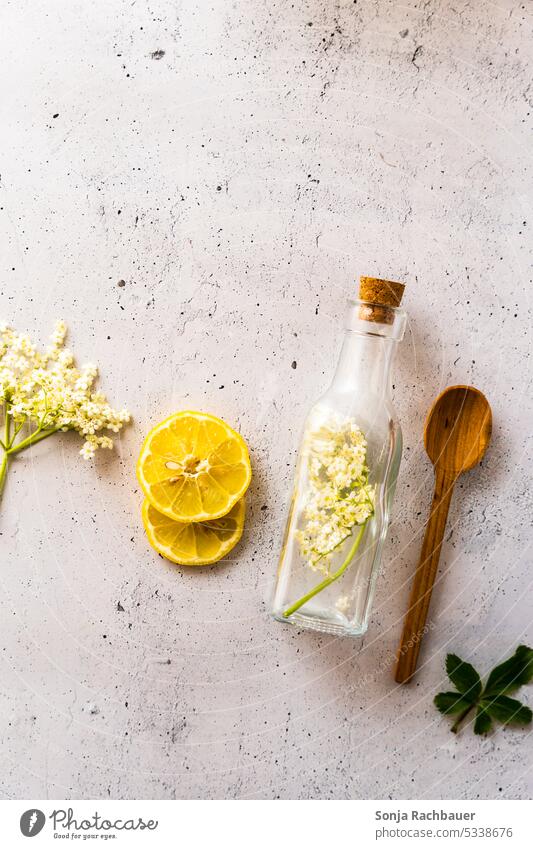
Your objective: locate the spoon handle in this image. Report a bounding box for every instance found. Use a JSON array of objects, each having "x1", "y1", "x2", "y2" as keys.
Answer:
[{"x1": 395, "y1": 466, "x2": 457, "y2": 683}]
